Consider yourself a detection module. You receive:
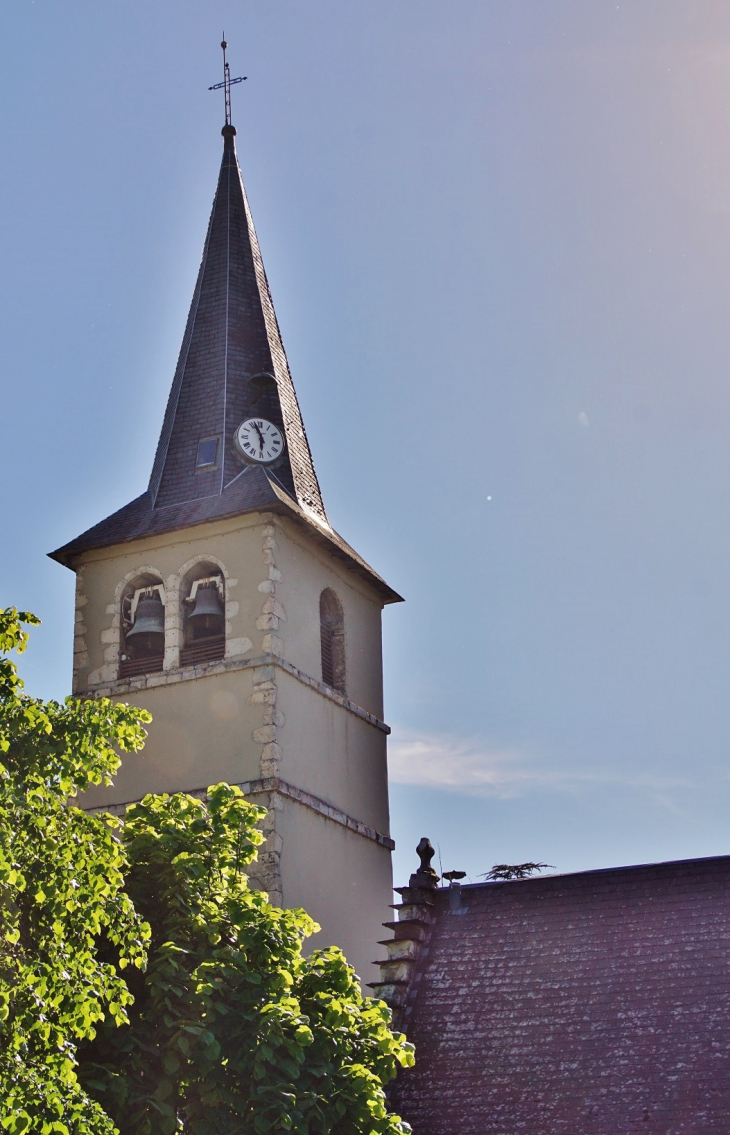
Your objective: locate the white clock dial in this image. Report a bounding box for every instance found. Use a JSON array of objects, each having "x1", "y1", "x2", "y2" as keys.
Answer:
[{"x1": 234, "y1": 418, "x2": 285, "y2": 464}]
